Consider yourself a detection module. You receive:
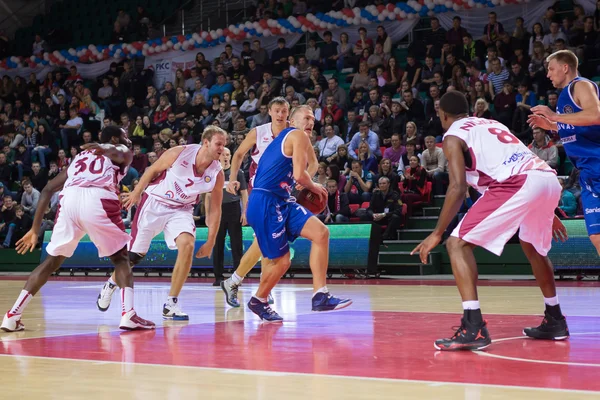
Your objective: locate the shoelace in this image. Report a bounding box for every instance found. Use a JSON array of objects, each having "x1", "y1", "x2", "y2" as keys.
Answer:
[
  {"x1": 264, "y1": 305, "x2": 279, "y2": 317},
  {"x1": 230, "y1": 285, "x2": 239, "y2": 300},
  {"x1": 450, "y1": 324, "x2": 467, "y2": 340}
]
